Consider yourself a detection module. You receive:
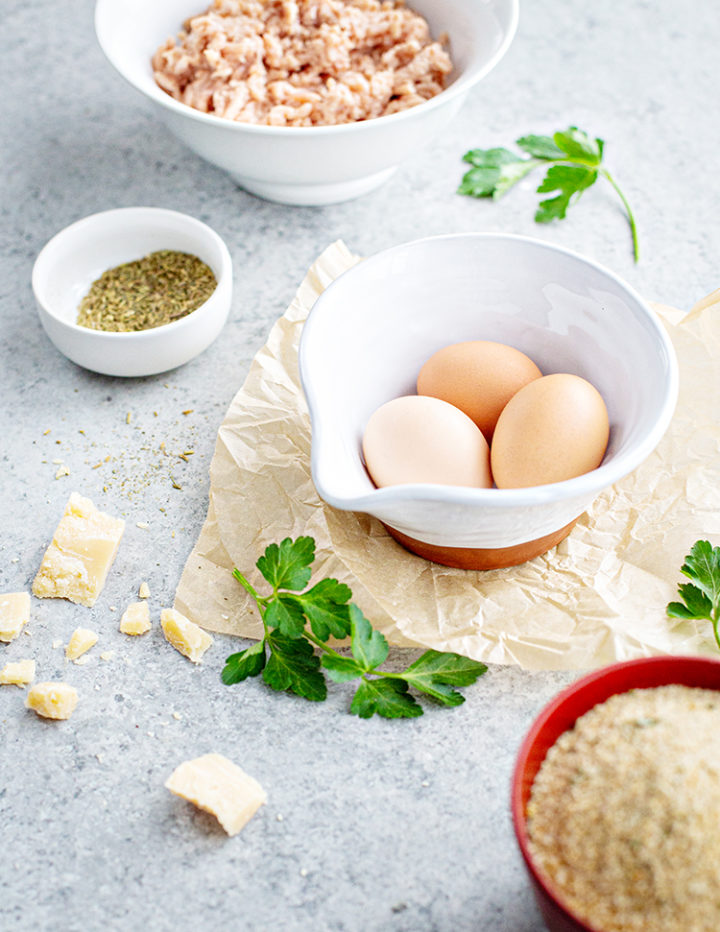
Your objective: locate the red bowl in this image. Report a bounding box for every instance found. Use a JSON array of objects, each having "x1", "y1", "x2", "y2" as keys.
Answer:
[{"x1": 511, "y1": 655, "x2": 720, "y2": 932}]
